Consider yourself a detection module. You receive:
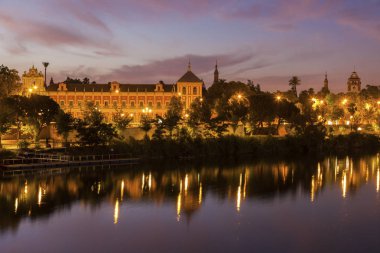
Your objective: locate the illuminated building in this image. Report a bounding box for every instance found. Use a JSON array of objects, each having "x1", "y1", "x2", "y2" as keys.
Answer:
[
  {"x1": 21, "y1": 63, "x2": 203, "y2": 123},
  {"x1": 347, "y1": 70, "x2": 361, "y2": 93}
]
